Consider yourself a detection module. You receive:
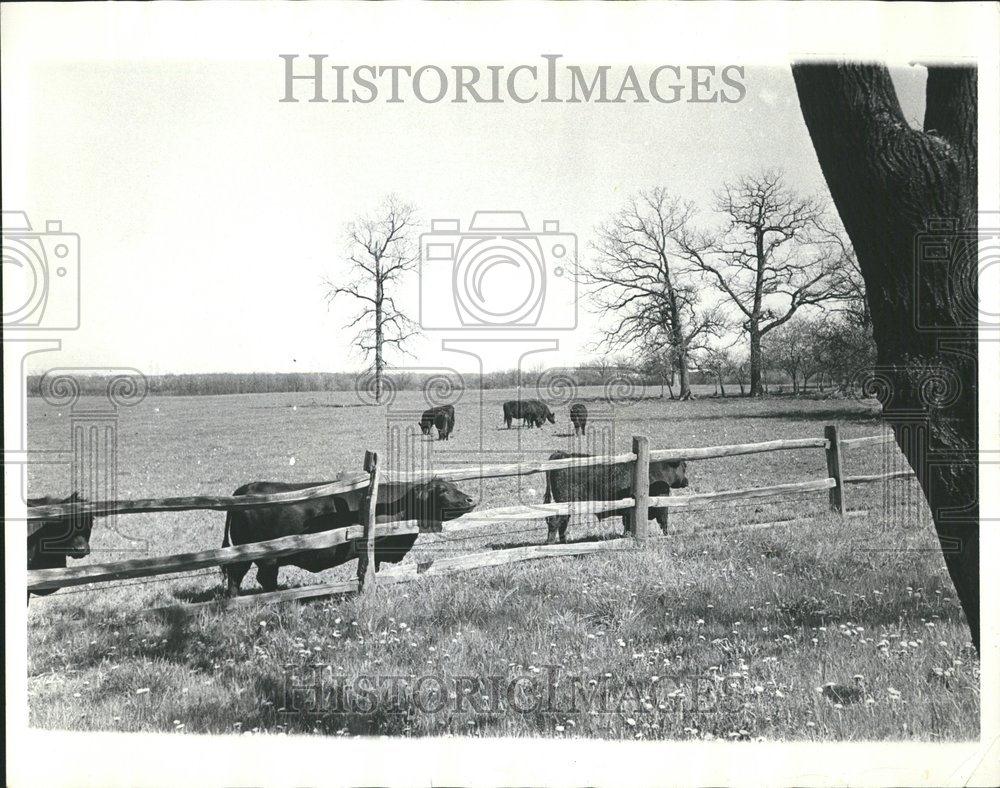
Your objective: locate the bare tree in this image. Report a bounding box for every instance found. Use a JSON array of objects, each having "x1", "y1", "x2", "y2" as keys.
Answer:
[
  {"x1": 584, "y1": 188, "x2": 726, "y2": 400},
  {"x1": 324, "y1": 196, "x2": 420, "y2": 404},
  {"x1": 764, "y1": 314, "x2": 827, "y2": 394},
  {"x1": 810, "y1": 314, "x2": 877, "y2": 394},
  {"x1": 731, "y1": 352, "x2": 750, "y2": 397},
  {"x1": 676, "y1": 170, "x2": 850, "y2": 396},
  {"x1": 694, "y1": 347, "x2": 735, "y2": 397},
  {"x1": 793, "y1": 63, "x2": 979, "y2": 650},
  {"x1": 633, "y1": 328, "x2": 679, "y2": 399}
]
